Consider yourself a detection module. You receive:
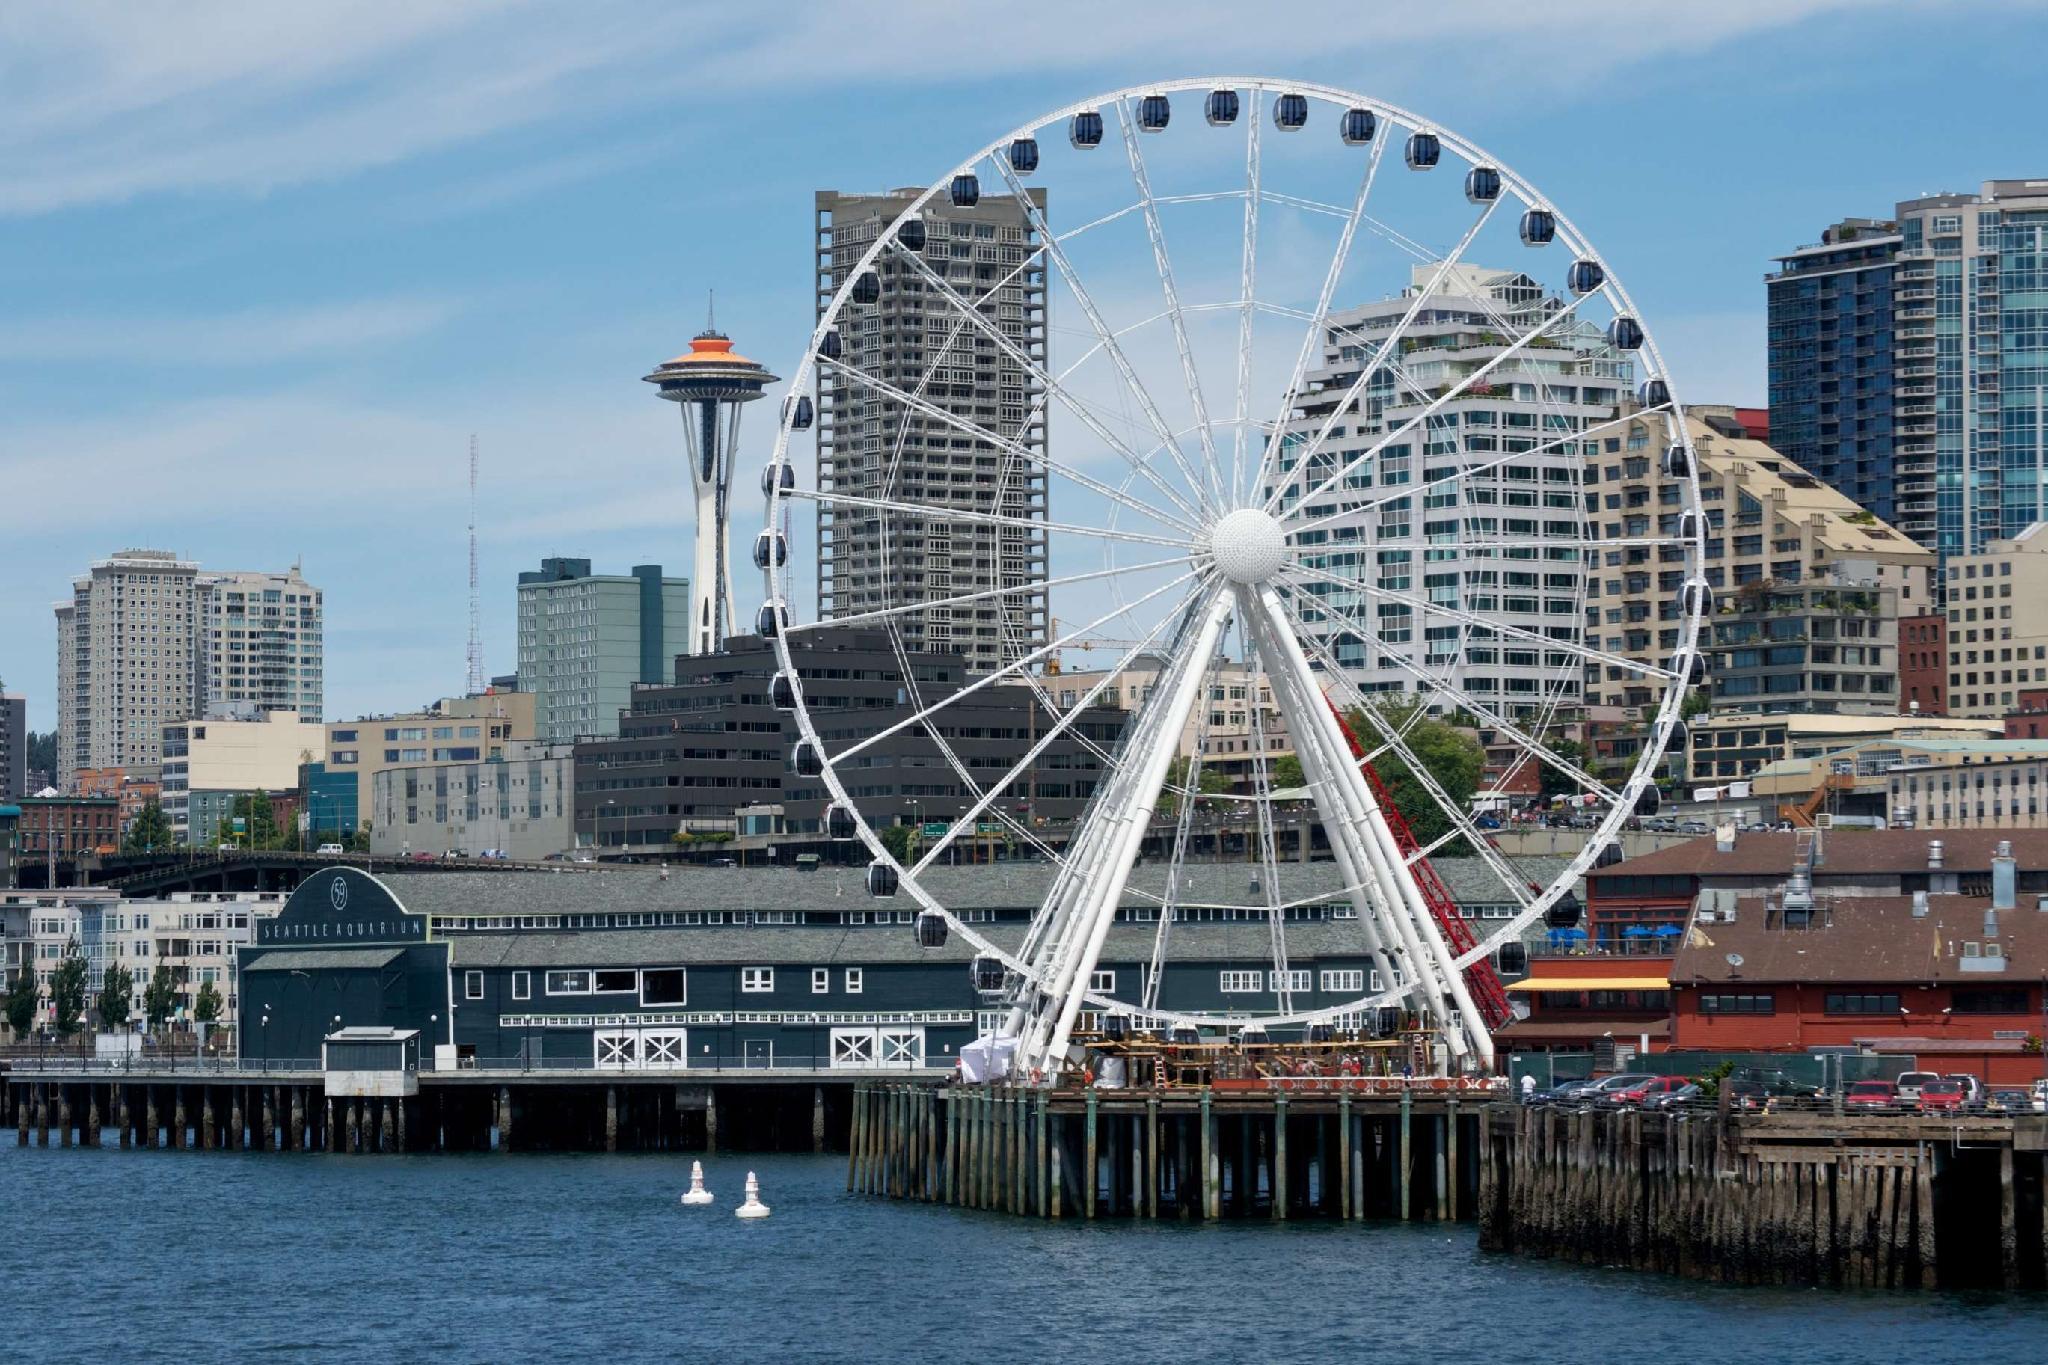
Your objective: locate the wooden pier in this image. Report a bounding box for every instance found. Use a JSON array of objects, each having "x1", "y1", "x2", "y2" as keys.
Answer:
[
  {"x1": 1475, "y1": 1102, "x2": 2048, "y2": 1291},
  {"x1": 847, "y1": 1081, "x2": 1492, "y2": 1220},
  {"x1": 2, "y1": 1066, "x2": 913, "y2": 1155}
]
